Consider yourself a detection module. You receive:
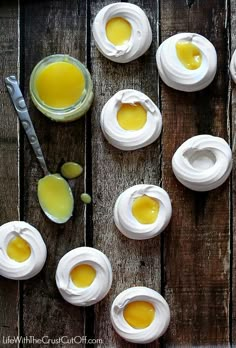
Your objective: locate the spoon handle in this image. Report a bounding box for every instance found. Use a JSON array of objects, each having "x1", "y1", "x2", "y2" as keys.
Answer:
[{"x1": 5, "y1": 75, "x2": 49, "y2": 177}]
